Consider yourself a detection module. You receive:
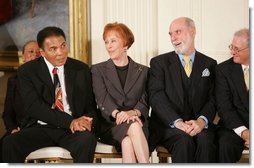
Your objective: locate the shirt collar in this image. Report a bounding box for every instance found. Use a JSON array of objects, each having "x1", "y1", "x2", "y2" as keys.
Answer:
[
  {"x1": 241, "y1": 64, "x2": 249, "y2": 71},
  {"x1": 177, "y1": 50, "x2": 196, "y2": 66},
  {"x1": 43, "y1": 57, "x2": 64, "y2": 79},
  {"x1": 43, "y1": 57, "x2": 64, "y2": 75}
]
